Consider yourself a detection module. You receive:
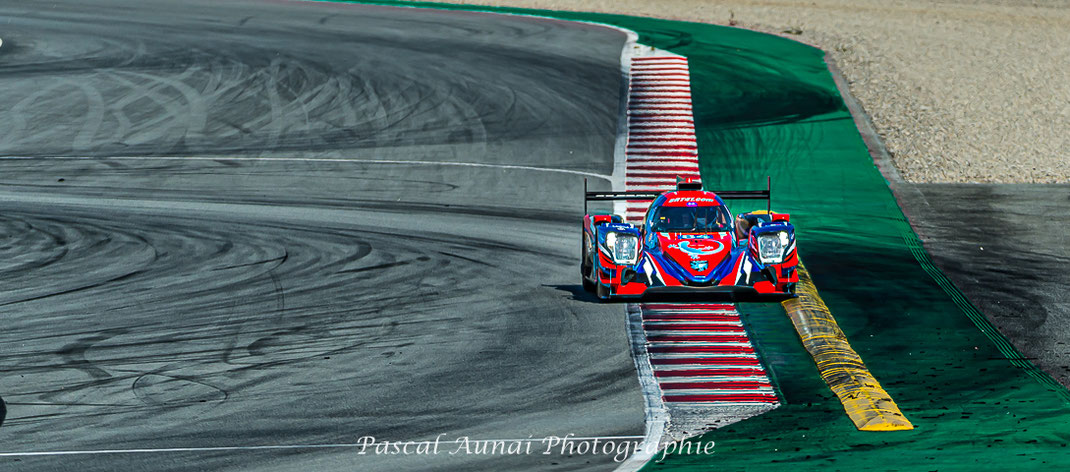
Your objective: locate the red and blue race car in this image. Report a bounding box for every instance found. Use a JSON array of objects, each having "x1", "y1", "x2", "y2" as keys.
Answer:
[{"x1": 581, "y1": 179, "x2": 798, "y2": 301}]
